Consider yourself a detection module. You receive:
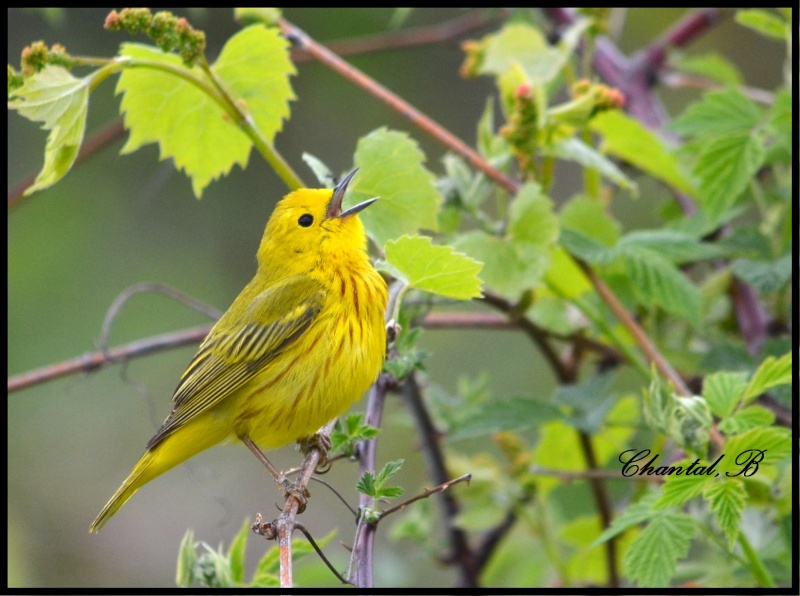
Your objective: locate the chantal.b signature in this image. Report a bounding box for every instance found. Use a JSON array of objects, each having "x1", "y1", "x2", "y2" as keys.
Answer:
[{"x1": 619, "y1": 449, "x2": 767, "y2": 478}]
